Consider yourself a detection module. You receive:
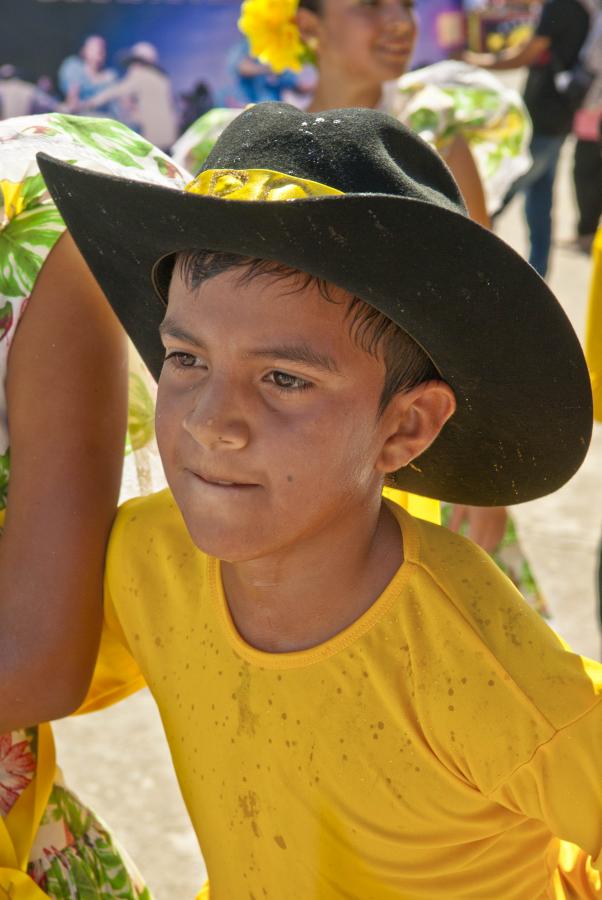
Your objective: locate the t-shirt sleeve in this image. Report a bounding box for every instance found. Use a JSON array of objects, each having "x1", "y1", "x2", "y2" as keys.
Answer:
[
  {"x1": 75, "y1": 568, "x2": 145, "y2": 715},
  {"x1": 488, "y1": 663, "x2": 602, "y2": 870}
]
